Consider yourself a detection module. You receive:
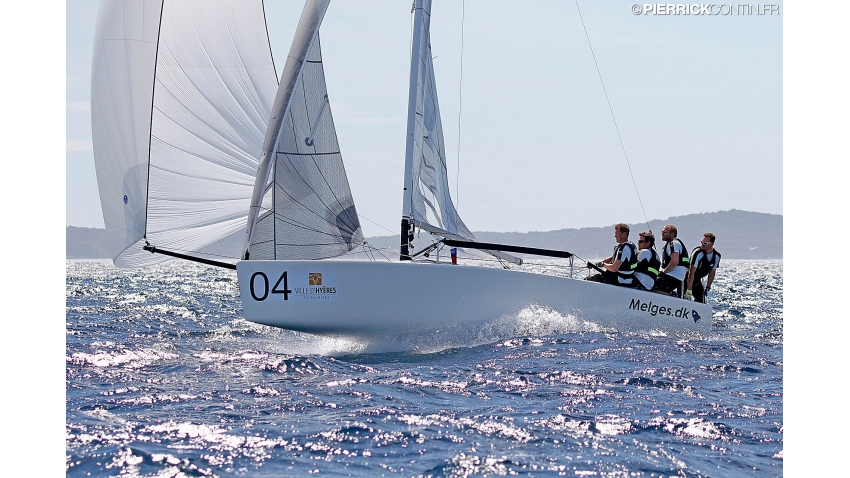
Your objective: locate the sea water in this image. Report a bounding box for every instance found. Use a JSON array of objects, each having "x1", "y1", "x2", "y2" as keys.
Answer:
[{"x1": 66, "y1": 259, "x2": 782, "y2": 476}]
